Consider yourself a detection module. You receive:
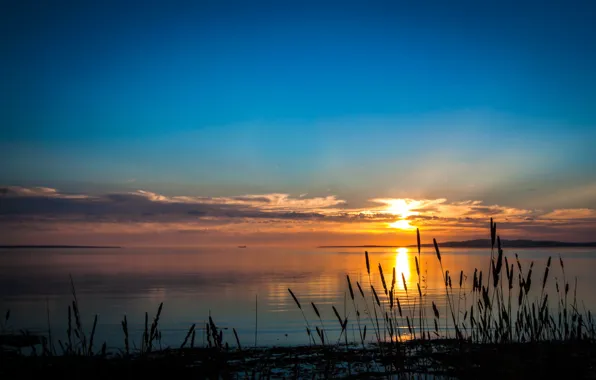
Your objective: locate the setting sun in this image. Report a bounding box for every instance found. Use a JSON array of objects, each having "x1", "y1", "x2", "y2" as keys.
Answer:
[
  {"x1": 384, "y1": 199, "x2": 418, "y2": 230},
  {"x1": 389, "y1": 219, "x2": 414, "y2": 230},
  {"x1": 386, "y1": 199, "x2": 416, "y2": 218}
]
